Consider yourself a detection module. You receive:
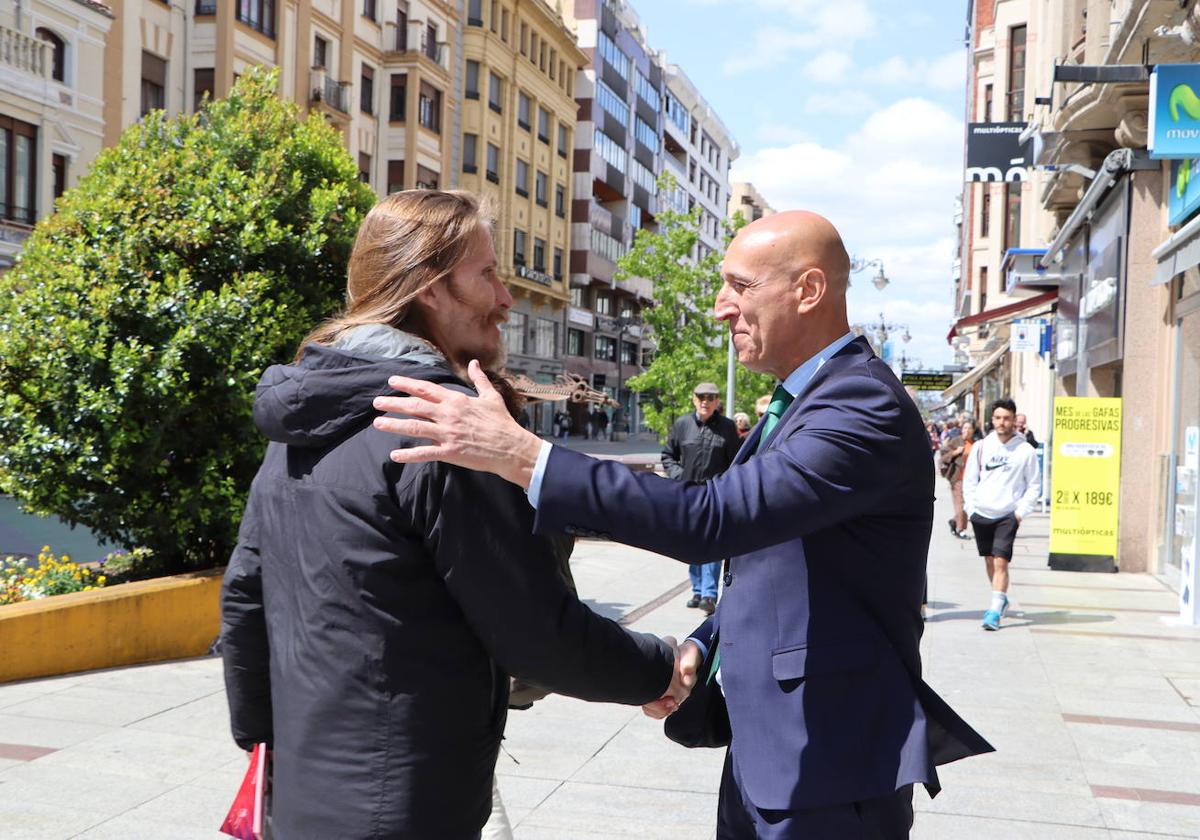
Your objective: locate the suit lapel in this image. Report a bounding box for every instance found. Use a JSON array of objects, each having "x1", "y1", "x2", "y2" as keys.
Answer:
[{"x1": 756, "y1": 337, "x2": 876, "y2": 455}]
